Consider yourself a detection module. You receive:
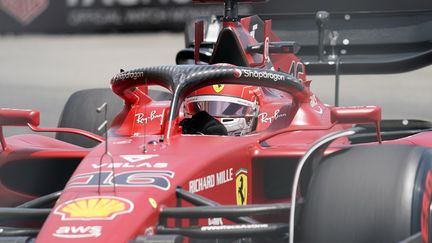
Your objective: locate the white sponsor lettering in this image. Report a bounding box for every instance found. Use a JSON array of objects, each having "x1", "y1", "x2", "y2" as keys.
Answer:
[
  {"x1": 189, "y1": 168, "x2": 233, "y2": 193},
  {"x1": 241, "y1": 70, "x2": 286, "y2": 82},
  {"x1": 189, "y1": 174, "x2": 215, "y2": 193},
  {"x1": 201, "y1": 224, "x2": 269, "y2": 231},
  {"x1": 67, "y1": 0, "x2": 191, "y2": 7},
  {"x1": 135, "y1": 110, "x2": 163, "y2": 124},
  {"x1": 208, "y1": 218, "x2": 223, "y2": 226},
  {"x1": 91, "y1": 162, "x2": 167, "y2": 169},
  {"x1": 120, "y1": 154, "x2": 159, "y2": 163},
  {"x1": 112, "y1": 71, "x2": 145, "y2": 81},
  {"x1": 309, "y1": 95, "x2": 323, "y2": 114},
  {"x1": 67, "y1": 7, "x2": 229, "y2": 27},
  {"x1": 53, "y1": 226, "x2": 102, "y2": 238},
  {"x1": 258, "y1": 109, "x2": 287, "y2": 123},
  {"x1": 249, "y1": 24, "x2": 258, "y2": 38},
  {"x1": 216, "y1": 168, "x2": 233, "y2": 185}
]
